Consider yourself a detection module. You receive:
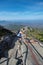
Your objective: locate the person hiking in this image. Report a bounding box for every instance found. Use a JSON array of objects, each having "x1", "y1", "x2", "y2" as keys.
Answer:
[{"x1": 18, "y1": 28, "x2": 28, "y2": 65}]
